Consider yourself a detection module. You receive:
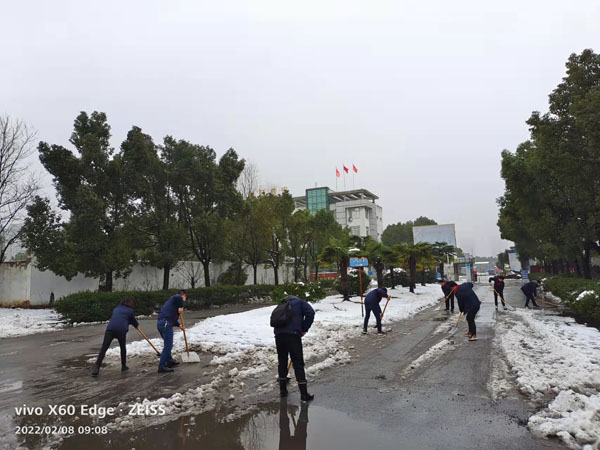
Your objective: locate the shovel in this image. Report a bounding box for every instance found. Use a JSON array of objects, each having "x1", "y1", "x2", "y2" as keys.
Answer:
[
  {"x1": 179, "y1": 312, "x2": 200, "y2": 363},
  {"x1": 136, "y1": 327, "x2": 161, "y2": 356}
]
